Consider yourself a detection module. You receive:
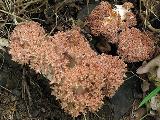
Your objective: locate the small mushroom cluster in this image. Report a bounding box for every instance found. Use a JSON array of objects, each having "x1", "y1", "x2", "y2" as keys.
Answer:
[
  {"x1": 9, "y1": 21, "x2": 126, "y2": 117},
  {"x1": 88, "y1": 1, "x2": 155, "y2": 62}
]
